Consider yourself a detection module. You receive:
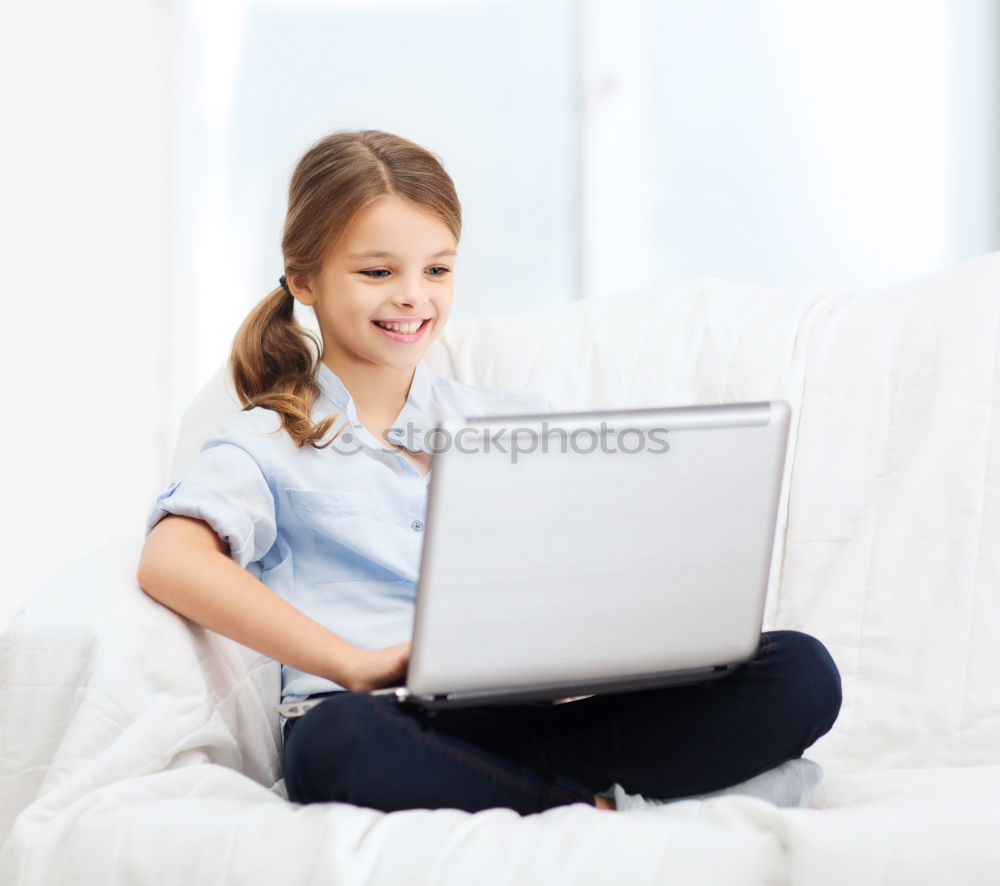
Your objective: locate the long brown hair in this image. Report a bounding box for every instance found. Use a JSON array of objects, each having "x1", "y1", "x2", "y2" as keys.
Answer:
[{"x1": 229, "y1": 129, "x2": 461, "y2": 447}]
